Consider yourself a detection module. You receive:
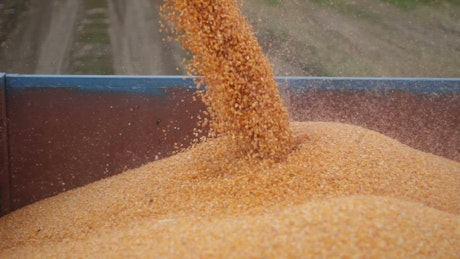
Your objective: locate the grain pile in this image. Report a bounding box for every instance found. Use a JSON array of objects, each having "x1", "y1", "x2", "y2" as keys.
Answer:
[
  {"x1": 1, "y1": 0, "x2": 459, "y2": 257},
  {"x1": 0, "y1": 122, "x2": 459, "y2": 257}
]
